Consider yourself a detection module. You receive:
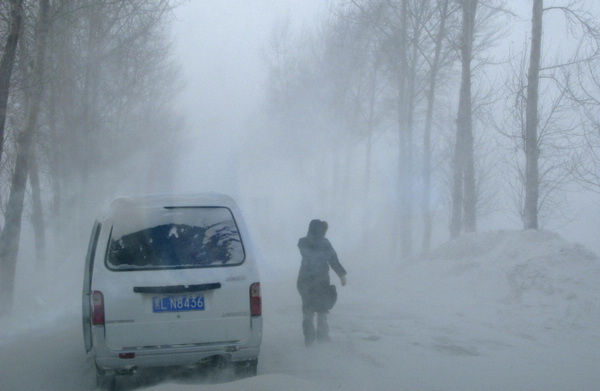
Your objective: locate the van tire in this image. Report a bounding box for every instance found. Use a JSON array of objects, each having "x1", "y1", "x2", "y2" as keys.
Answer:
[
  {"x1": 96, "y1": 370, "x2": 116, "y2": 390},
  {"x1": 235, "y1": 359, "x2": 258, "y2": 378}
]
